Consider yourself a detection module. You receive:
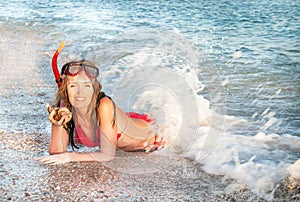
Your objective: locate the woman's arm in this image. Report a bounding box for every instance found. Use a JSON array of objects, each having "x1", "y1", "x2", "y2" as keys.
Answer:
[
  {"x1": 48, "y1": 121, "x2": 69, "y2": 155},
  {"x1": 95, "y1": 97, "x2": 118, "y2": 159},
  {"x1": 38, "y1": 97, "x2": 117, "y2": 164},
  {"x1": 70, "y1": 97, "x2": 118, "y2": 162}
]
